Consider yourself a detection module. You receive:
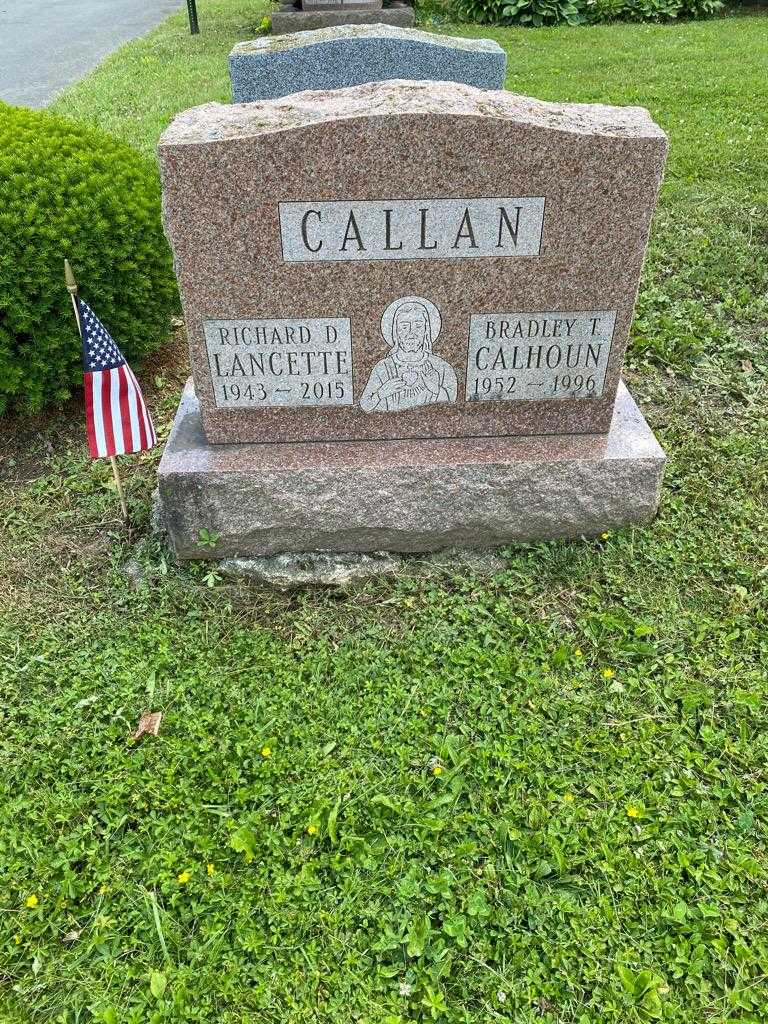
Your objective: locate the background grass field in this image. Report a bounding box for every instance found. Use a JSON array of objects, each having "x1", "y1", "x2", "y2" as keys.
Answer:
[{"x1": 1, "y1": 4, "x2": 767, "y2": 1022}]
